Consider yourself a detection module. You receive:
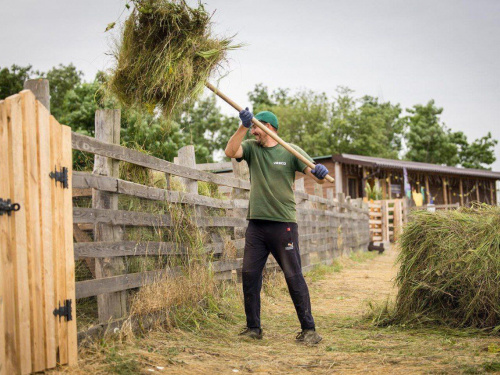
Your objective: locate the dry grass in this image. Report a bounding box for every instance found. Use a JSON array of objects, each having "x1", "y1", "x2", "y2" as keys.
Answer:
[
  {"x1": 108, "y1": 0, "x2": 241, "y2": 117},
  {"x1": 381, "y1": 205, "x2": 500, "y2": 329}
]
